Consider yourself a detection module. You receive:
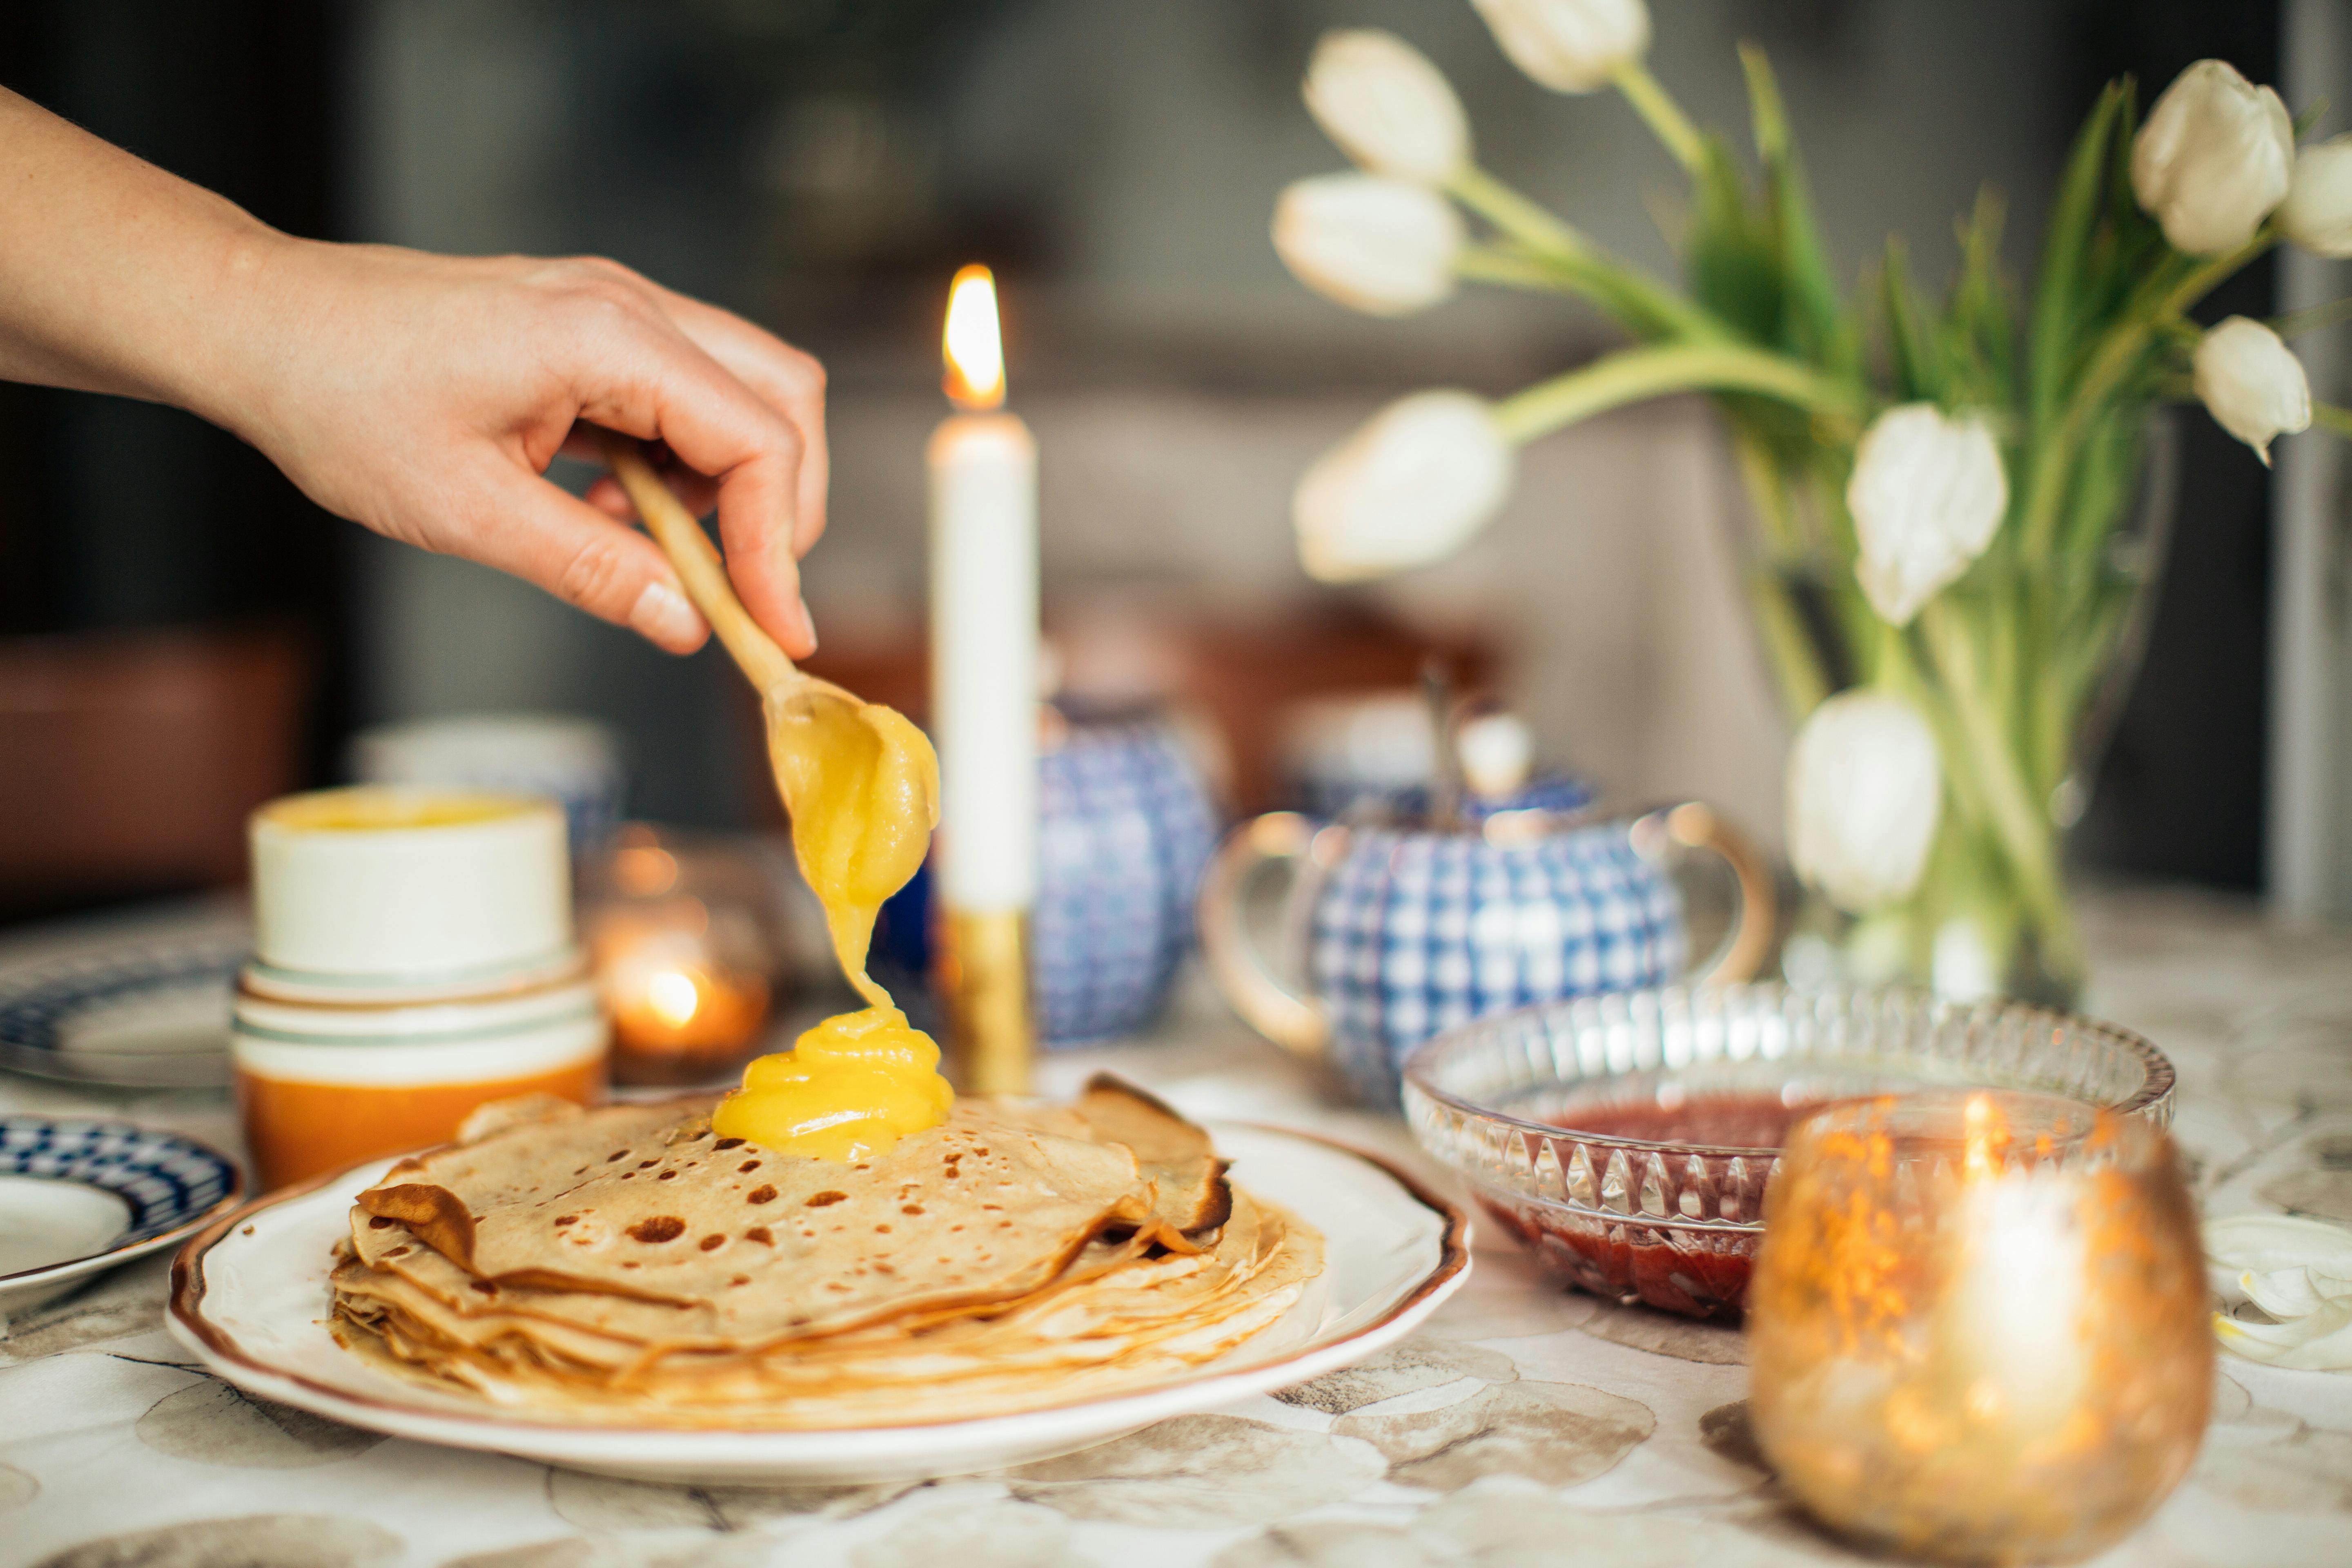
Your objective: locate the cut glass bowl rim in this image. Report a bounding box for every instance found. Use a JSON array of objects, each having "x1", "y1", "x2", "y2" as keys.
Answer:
[{"x1": 1400, "y1": 981, "x2": 2178, "y2": 1164}]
